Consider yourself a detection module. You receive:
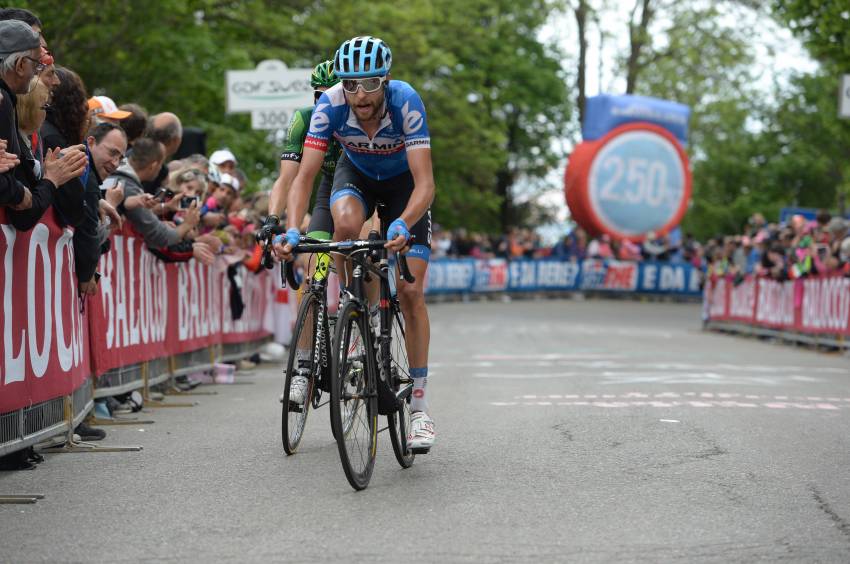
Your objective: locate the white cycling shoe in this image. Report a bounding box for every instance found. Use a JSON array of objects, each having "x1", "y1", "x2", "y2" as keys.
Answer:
[
  {"x1": 407, "y1": 411, "x2": 435, "y2": 452},
  {"x1": 288, "y1": 374, "x2": 309, "y2": 405}
]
